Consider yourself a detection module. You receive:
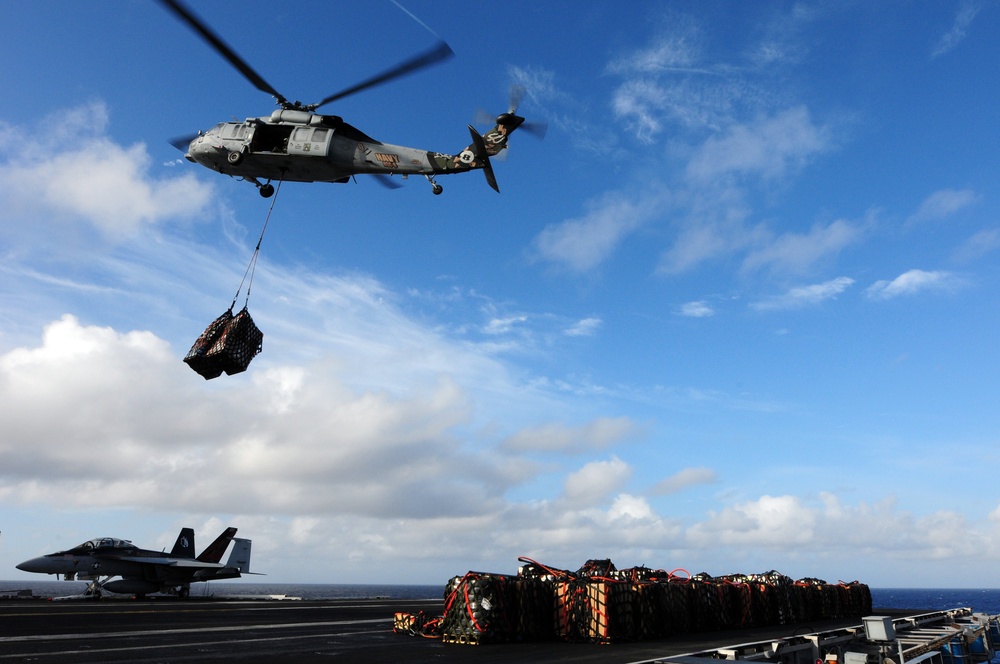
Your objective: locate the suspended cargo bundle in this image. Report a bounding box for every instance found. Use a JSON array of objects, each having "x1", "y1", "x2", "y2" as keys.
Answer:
[
  {"x1": 184, "y1": 306, "x2": 263, "y2": 379},
  {"x1": 183, "y1": 181, "x2": 279, "y2": 379}
]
